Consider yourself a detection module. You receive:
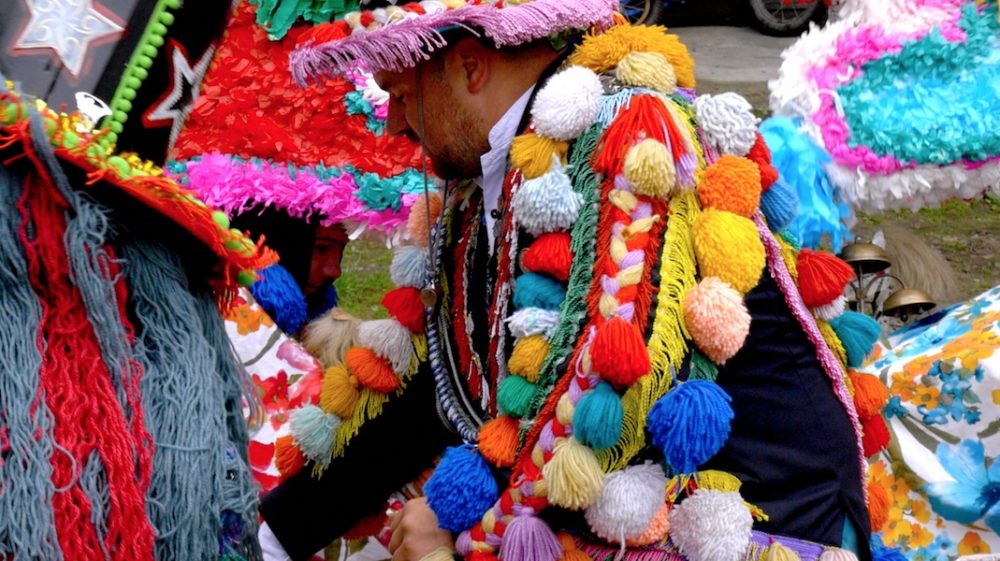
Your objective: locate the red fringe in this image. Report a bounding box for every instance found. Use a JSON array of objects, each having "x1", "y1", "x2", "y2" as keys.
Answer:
[
  {"x1": 452, "y1": 198, "x2": 481, "y2": 400},
  {"x1": 797, "y1": 249, "x2": 856, "y2": 308},
  {"x1": 486, "y1": 170, "x2": 521, "y2": 416}
]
